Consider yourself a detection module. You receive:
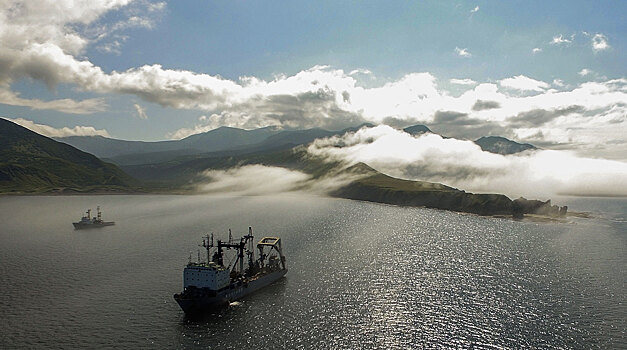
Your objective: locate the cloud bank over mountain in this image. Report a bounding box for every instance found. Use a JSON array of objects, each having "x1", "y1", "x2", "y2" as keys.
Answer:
[
  {"x1": 307, "y1": 126, "x2": 627, "y2": 198},
  {"x1": 1, "y1": 1, "x2": 626, "y2": 161},
  {"x1": 4, "y1": 117, "x2": 110, "y2": 137}
]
